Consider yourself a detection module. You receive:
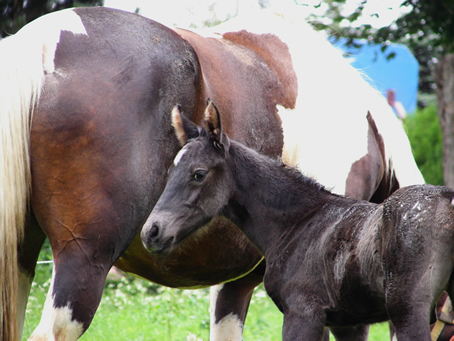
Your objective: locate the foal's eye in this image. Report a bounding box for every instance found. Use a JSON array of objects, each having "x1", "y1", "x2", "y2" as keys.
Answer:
[{"x1": 193, "y1": 170, "x2": 207, "y2": 181}]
